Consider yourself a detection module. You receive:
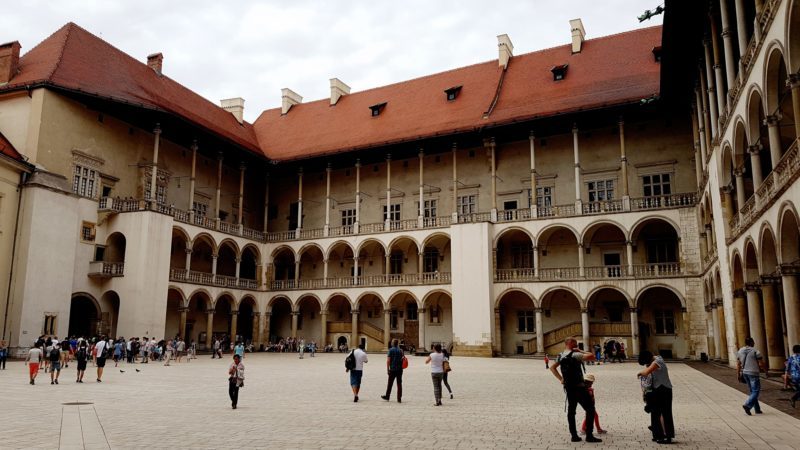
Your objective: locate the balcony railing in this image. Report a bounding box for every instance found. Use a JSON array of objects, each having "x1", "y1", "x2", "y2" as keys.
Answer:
[
  {"x1": 423, "y1": 216, "x2": 452, "y2": 227},
  {"x1": 360, "y1": 222, "x2": 385, "y2": 234},
  {"x1": 458, "y1": 212, "x2": 493, "y2": 223},
  {"x1": 170, "y1": 268, "x2": 259, "y2": 290},
  {"x1": 582, "y1": 200, "x2": 623, "y2": 215},
  {"x1": 269, "y1": 272, "x2": 452, "y2": 290},
  {"x1": 538, "y1": 267, "x2": 581, "y2": 280},
  {"x1": 537, "y1": 204, "x2": 576, "y2": 218},
  {"x1": 328, "y1": 225, "x2": 354, "y2": 237},
  {"x1": 495, "y1": 263, "x2": 682, "y2": 282},
  {"x1": 494, "y1": 268, "x2": 536, "y2": 282},
  {"x1": 630, "y1": 193, "x2": 697, "y2": 210},
  {"x1": 497, "y1": 208, "x2": 533, "y2": 222},
  {"x1": 88, "y1": 261, "x2": 125, "y2": 278},
  {"x1": 299, "y1": 228, "x2": 324, "y2": 239}
]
